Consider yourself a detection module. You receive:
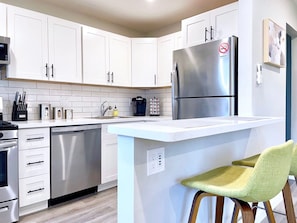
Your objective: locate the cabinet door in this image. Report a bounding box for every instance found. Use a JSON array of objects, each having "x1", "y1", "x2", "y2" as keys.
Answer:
[
  {"x1": 157, "y1": 34, "x2": 175, "y2": 87},
  {"x1": 48, "y1": 16, "x2": 82, "y2": 83},
  {"x1": 210, "y1": 2, "x2": 238, "y2": 40},
  {"x1": 182, "y1": 12, "x2": 210, "y2": 47},
  {"x1": 0, "y1": 3, "x2": 6, "y2": 36},
  {"x1": 101, "y1": 124, "x2": 118, "y2": 183},
  {"x1": 82, "y1": 26, "x2": 109, "y2": 85},
  {"x1": 109, "y1": 33, "x2": 131, "y2": 87},
  {"x1": 131, "y1": 38, "x2": 157, "y2": 87},
  {"x1": 7, "y1": 6, "x2": 48, "y2": 80}
]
